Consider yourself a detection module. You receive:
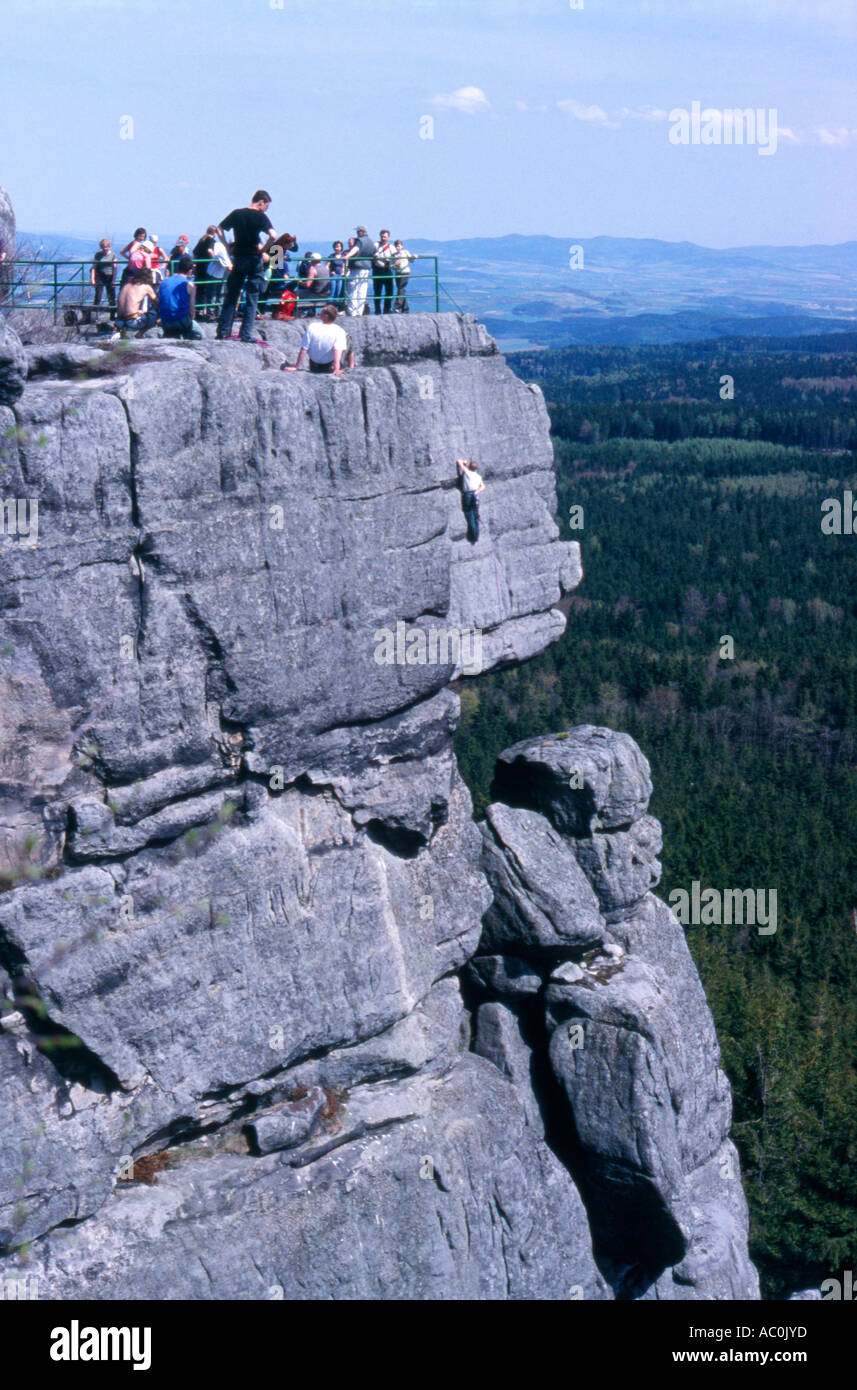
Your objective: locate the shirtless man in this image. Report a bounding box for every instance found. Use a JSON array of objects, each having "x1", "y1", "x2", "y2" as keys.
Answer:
[{"x1": 116, "y1": 270, "x2": 158, "y2": 338}]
